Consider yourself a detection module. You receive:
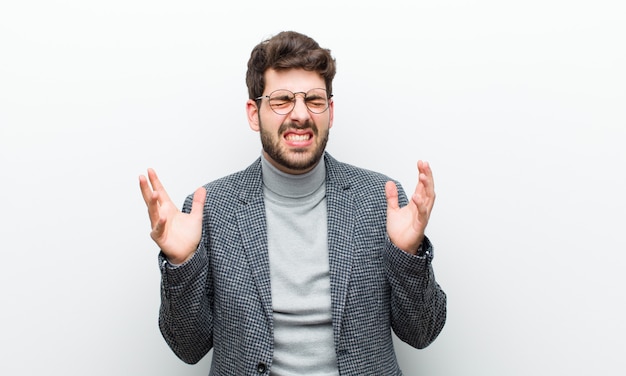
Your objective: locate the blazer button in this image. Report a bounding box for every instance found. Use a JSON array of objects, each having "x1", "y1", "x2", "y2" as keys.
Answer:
[{"x1": 256, "y1": 362, "x2": 267, "y2": 373}]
